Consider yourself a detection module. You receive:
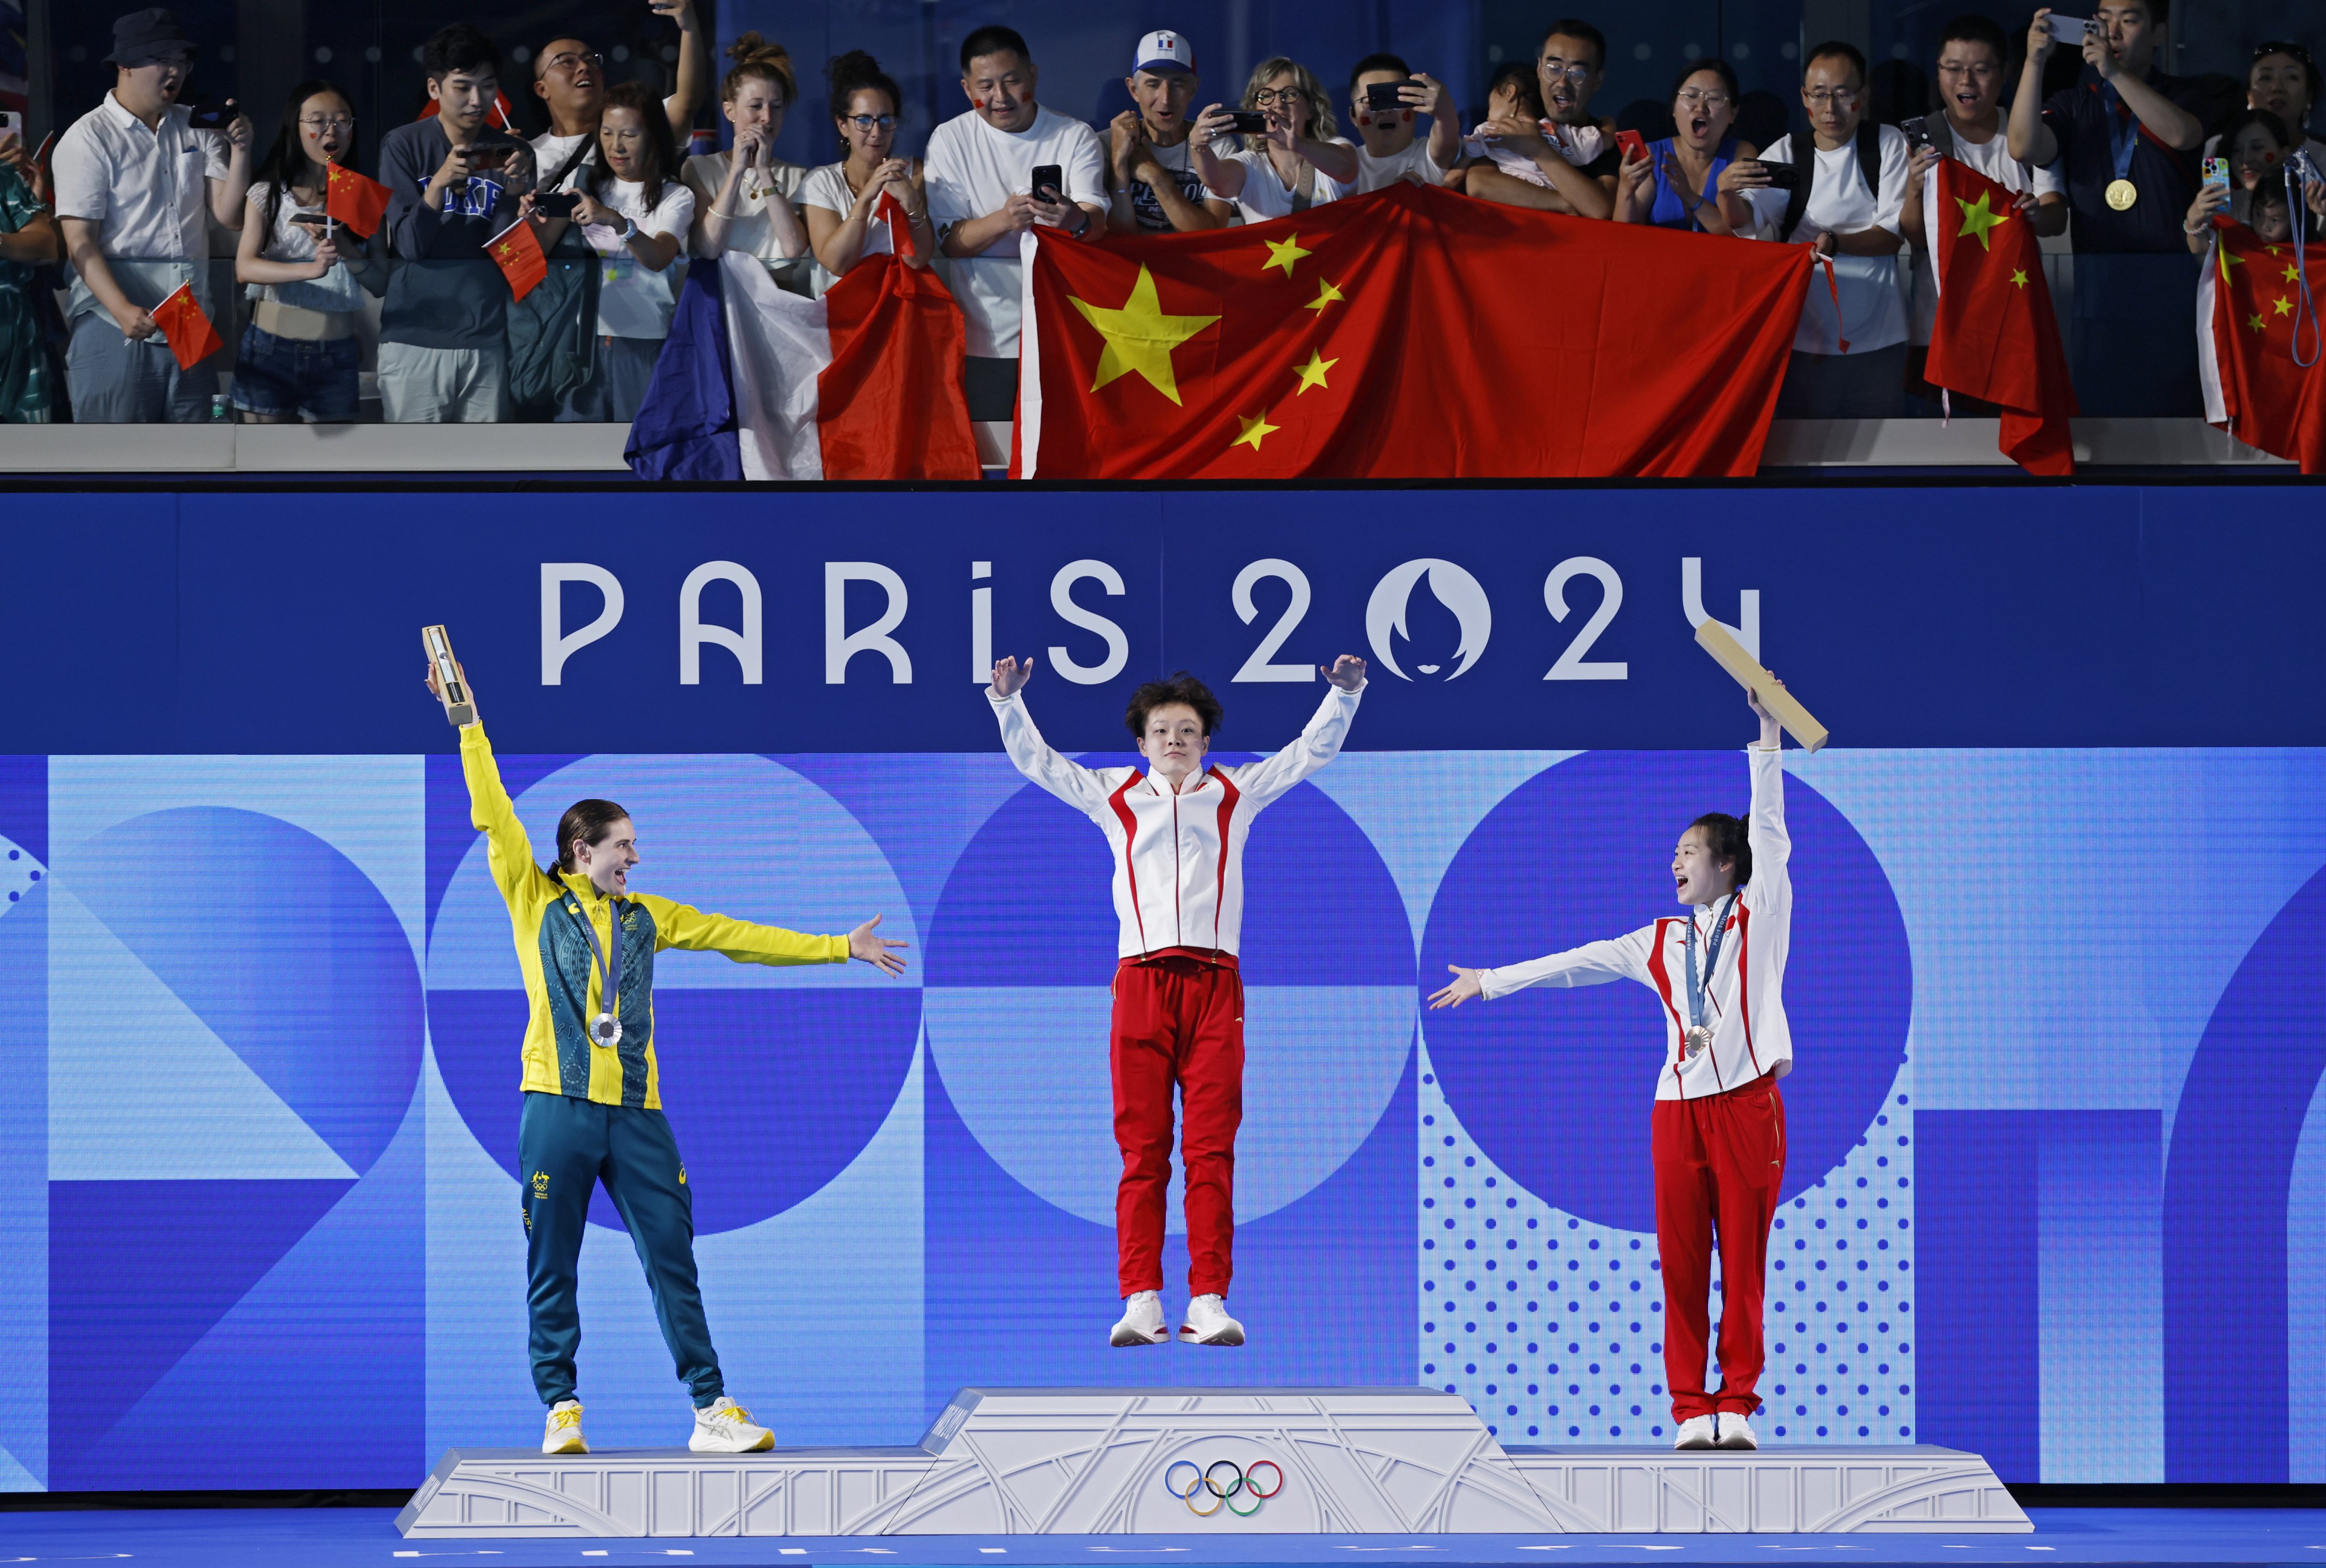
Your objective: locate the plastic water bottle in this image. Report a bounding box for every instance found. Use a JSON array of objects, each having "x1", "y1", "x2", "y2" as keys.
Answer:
[{"x1": 210, "y1": 392, "x2": 229, "y2": 422}]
